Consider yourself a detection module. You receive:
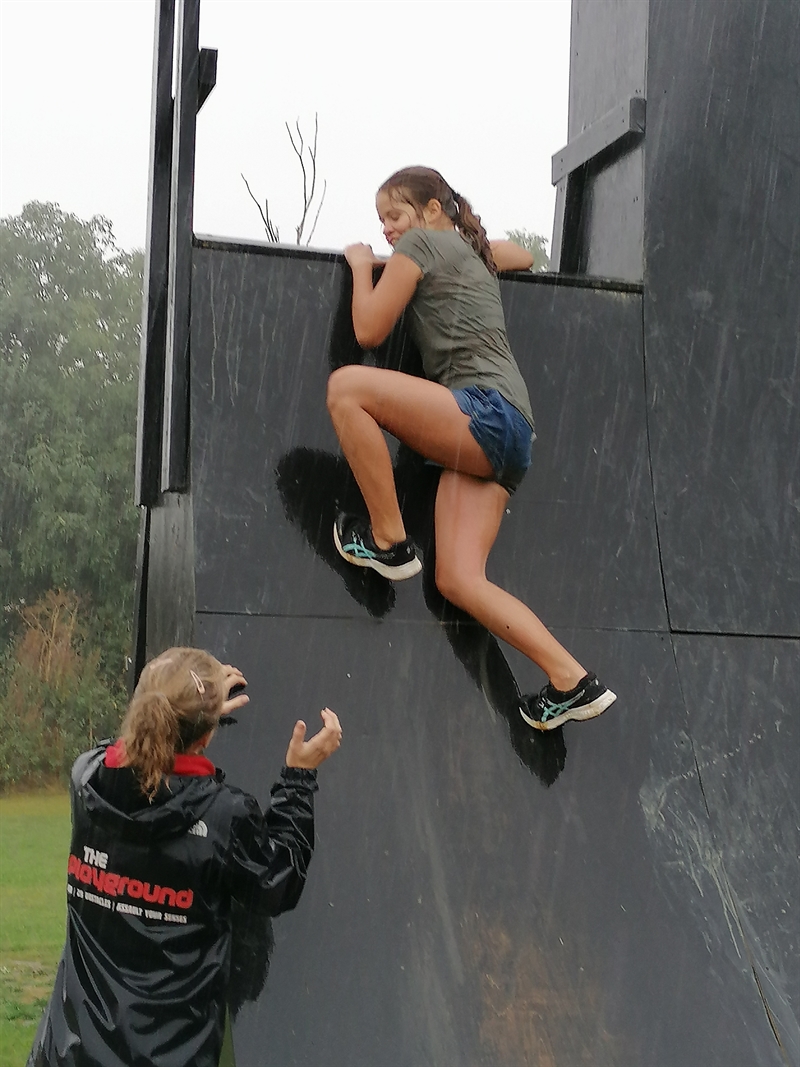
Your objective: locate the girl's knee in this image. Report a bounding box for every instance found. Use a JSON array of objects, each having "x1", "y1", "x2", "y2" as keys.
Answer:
[
  {"x1": 326, "y1": 365, "x2": 364, "y2": 413},
  {"x1": 435, "y1": 564, "x2": 475, "y2": 608},
  {"x1": 327, "y1": 366, "x2": 352, "y2": 413}
]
